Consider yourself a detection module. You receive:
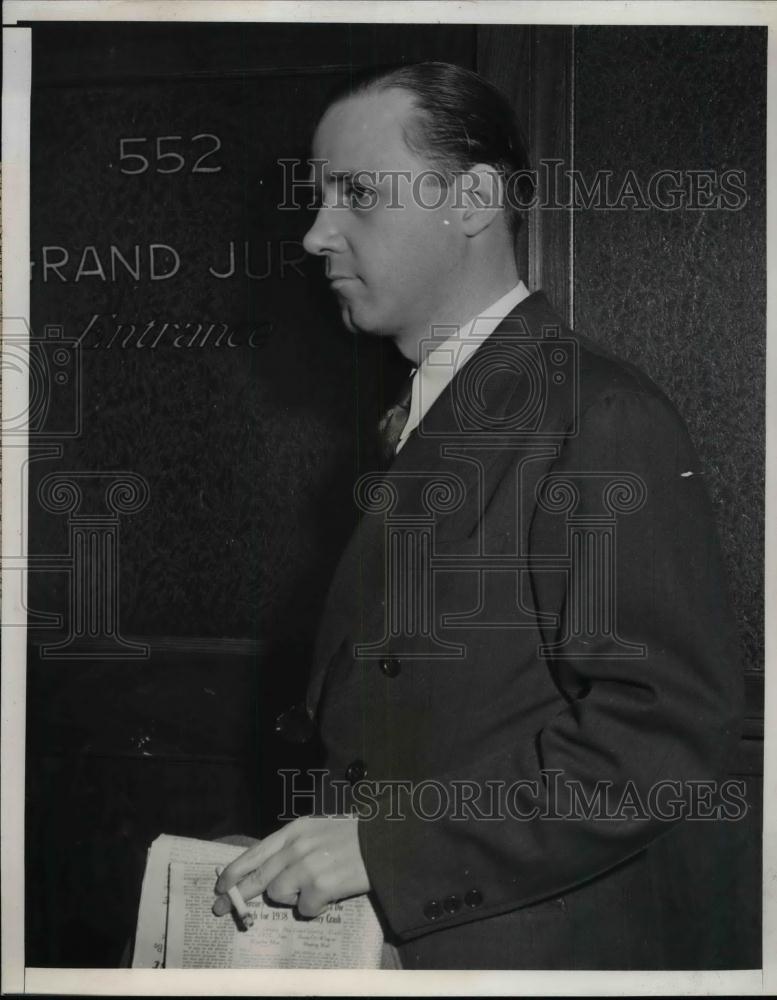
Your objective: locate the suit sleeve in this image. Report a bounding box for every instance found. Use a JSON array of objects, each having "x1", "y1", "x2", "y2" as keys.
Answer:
[{"x1": 357, "y1": 387, "x2": 743, "y2": 941}]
